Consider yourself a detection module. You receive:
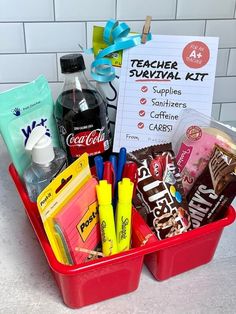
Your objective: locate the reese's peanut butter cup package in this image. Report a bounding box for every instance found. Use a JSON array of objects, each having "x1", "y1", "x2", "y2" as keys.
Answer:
[
  {"x1": 127, "y1": 144, "x2": 192, "y2": 240},
  {"x1": 187, "y1": 144, "x2": 236, "y2": 228}
]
